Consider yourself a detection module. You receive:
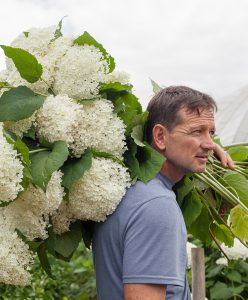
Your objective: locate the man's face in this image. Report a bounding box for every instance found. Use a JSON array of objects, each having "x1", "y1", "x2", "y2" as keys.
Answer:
[{"x1": 162, "y1": 107, "x2": 216, "y2": 181}]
